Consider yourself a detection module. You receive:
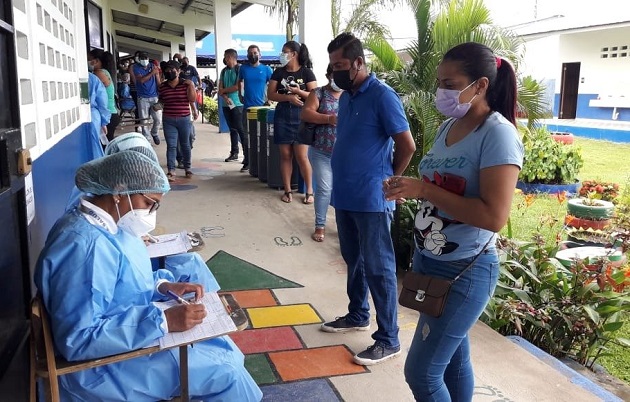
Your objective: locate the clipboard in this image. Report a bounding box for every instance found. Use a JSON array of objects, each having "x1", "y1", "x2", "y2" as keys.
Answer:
[{"x1": 151, "y1": 293, "x2": 247, "y2": 349}]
